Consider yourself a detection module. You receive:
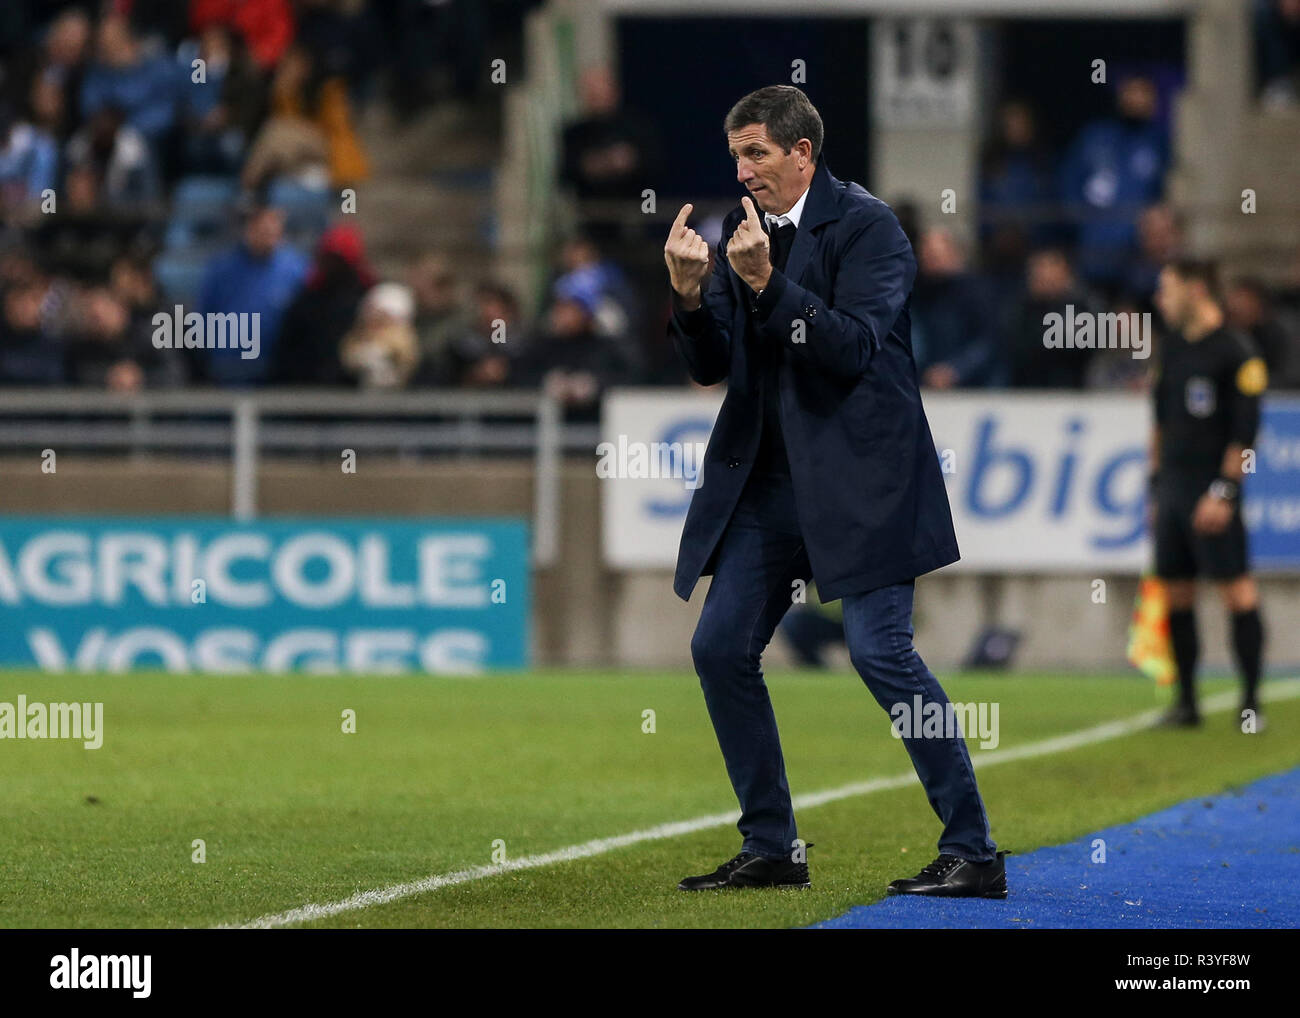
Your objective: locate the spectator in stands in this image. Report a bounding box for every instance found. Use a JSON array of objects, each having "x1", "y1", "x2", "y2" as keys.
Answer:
[
  {"x1": 911, "y1": 228, "x2": 1002, "y2": 389},
  {"x1": 274, "y1": 223, "x2": 375, "y2": 385},
  {"x1": 553, "y1": 234, "x2": 643, "y2": 375},
  {"x1": 0, "y1": 251, "x2": 38, "y2": 290},
  {"x1": 1085, "y1": 293, "x2": 1158, "y2": 391},
  {"x1": 426, "y1": 0, "x2": 489, "y2": 104},
  {"x1": 28, "y1": 65, "x2": 70, "y2": 148},
  {"x1": 454, "y1": 282, "x2": 521, "y2": 388},
  {"x1": 26, "y1": 162, "x2": 158, "y2": 282},
  {"x1": 179, "y1": 23, "x2": 268, "y2": 175},
  {"x1": 191, "y1": 0, "x2": 295, "y2": 72},
  {"x1": 64, "y1": 285, "x2": 180, "y2": 390},
  {"x1": 196, "y1": 203, "x2": 308, "y2": 385},
  {"x1": 1257, "y1": 0, "x2": 1300, "y2": 109},
  {"x1": 124, "y1": 1, "x2": 192, "y2": 50},
  {"x1": 0, "y1": 99, "x2": 58, "y2": 217},
  {"x1": 559, "y1": 66, "x2": 663, "y2": 243},
  {"x1": 42, "y1": 8, "x2": 91, "y2": 92},
  {"x1": 340, "y1": 282, "x2": 421, "y2": 389},
  {"x1": 79, "y1": 13, "x2": 182, "y2": 153},
  {"x1": 511, "y1": 278, "x2": 636, "y2": 421},
  {"x1": 4, "y1": 8, "x2": 91, "y2": 147},
  {"x1": 295, "y1": 0, "x2": 383, "y2": 102},
  {"x1": 109, "y1": 252, "x2": 164, "y2": 335},
  {"x1": 1226, "y1": 276, "x2": 1300, "y2": 388},
  {"x1": 1122, "y1": 203, "x2": 1183, "y2": 311},
  {"x1": 65, "y1": 105, "x2": 160, "y2": 205},
  {"x1": 375, "y1": 0, "x2": 438, "y2": 117},
  {"x1": 376, "y1": 0, "x2": 491, "y2": 116},
  {"x1": 1004, "y1": 247, "x2": 1098, "y2": 389},
  {"x1": 979, "y1": 99, "x2": 1056, "y2": 282},
  {"x1": 241, "y1": 42, "x2": 368, "y2": 192},
  {"x1": 1059, "y1": 74, "x2": 1169, "y2": 293},
  {"x1": 408, "y1": 252, "x2": 471, "y2": 382},
  {"x1": 0, "y1": 276, "x2": 64, "y2": 385}
]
